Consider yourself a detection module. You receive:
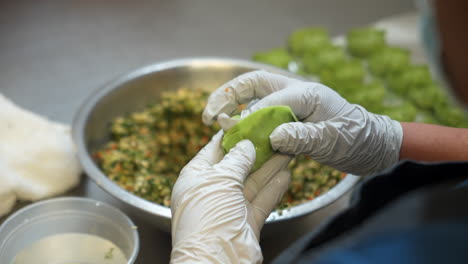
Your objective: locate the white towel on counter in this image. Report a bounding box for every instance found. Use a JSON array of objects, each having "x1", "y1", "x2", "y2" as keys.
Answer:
[{"x1": 0, "y1": 94, "x2": 82, "y2": 218}]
